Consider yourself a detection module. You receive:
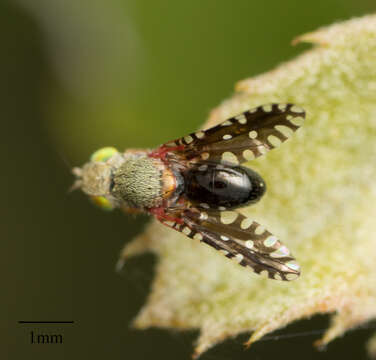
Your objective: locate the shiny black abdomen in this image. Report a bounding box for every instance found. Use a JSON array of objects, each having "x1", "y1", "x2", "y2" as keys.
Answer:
[{"x1": 184, "y1": 163, "x2": 266, "y2": 209}]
